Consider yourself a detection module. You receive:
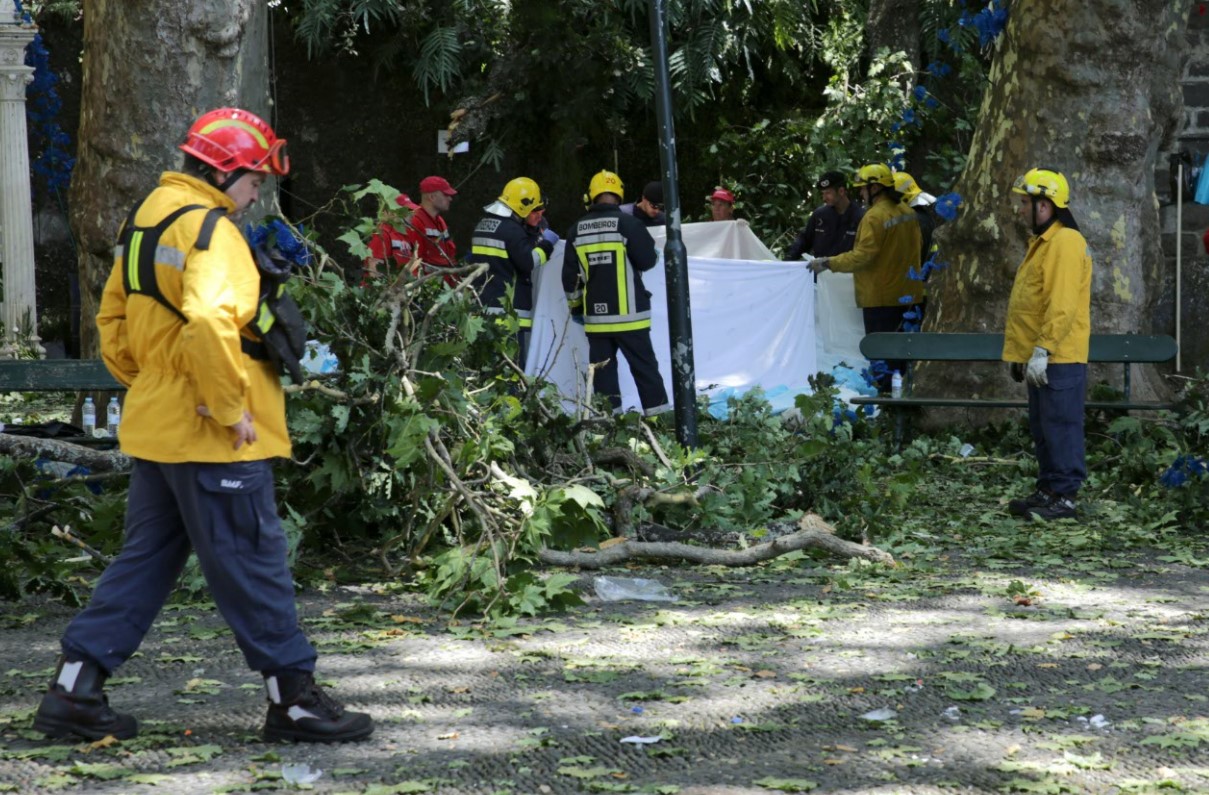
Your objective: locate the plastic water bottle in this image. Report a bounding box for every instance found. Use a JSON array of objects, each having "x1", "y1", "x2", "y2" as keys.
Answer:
[
  {"x1": 890, "y1": 370, "x2": 903, "y2": 399},
  {"x1": 81, "y1": 397, "x2": 96, "y2": 437},
  {"x1": 106, "y1": 396, "x2": 121, "y2": 438}
]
